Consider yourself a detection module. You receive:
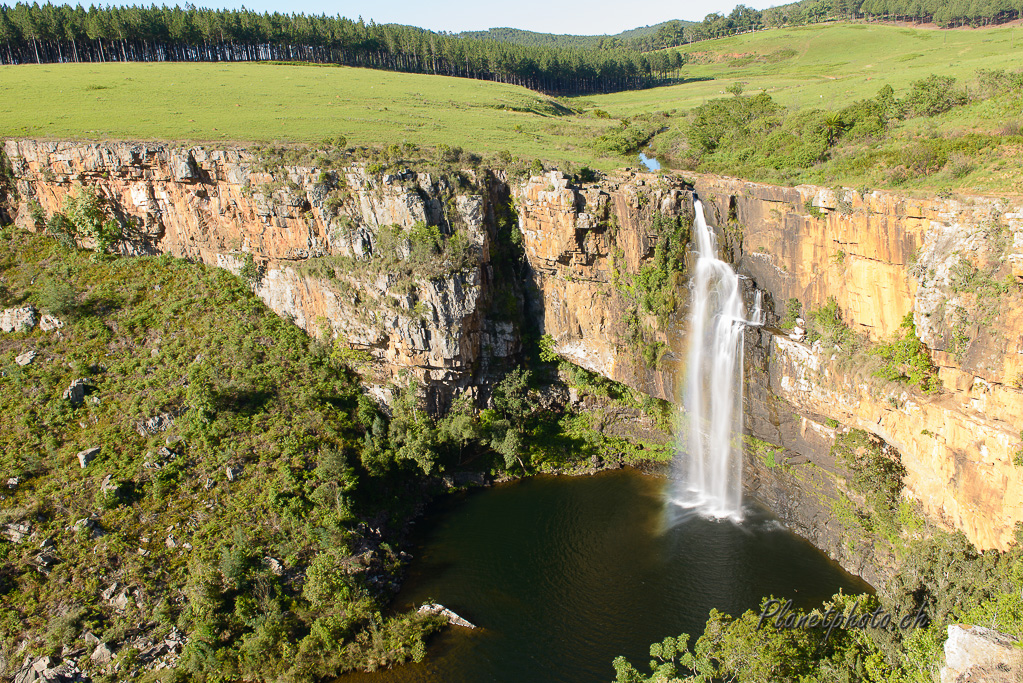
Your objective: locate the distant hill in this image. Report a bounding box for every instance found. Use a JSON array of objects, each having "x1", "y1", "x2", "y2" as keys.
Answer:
[{"x1": 458, "y1": 20, "x2": 696, "y2": 52}]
